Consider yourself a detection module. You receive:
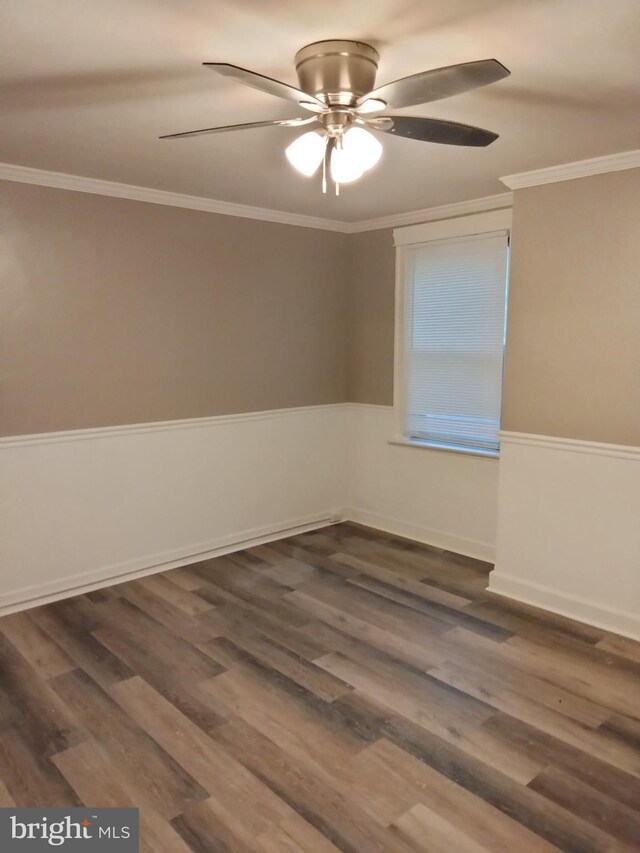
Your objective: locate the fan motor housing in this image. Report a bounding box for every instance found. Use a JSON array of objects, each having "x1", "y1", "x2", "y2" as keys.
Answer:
[{"x1": 295, "y1": 40, "x2": 379, "y2": 107}]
